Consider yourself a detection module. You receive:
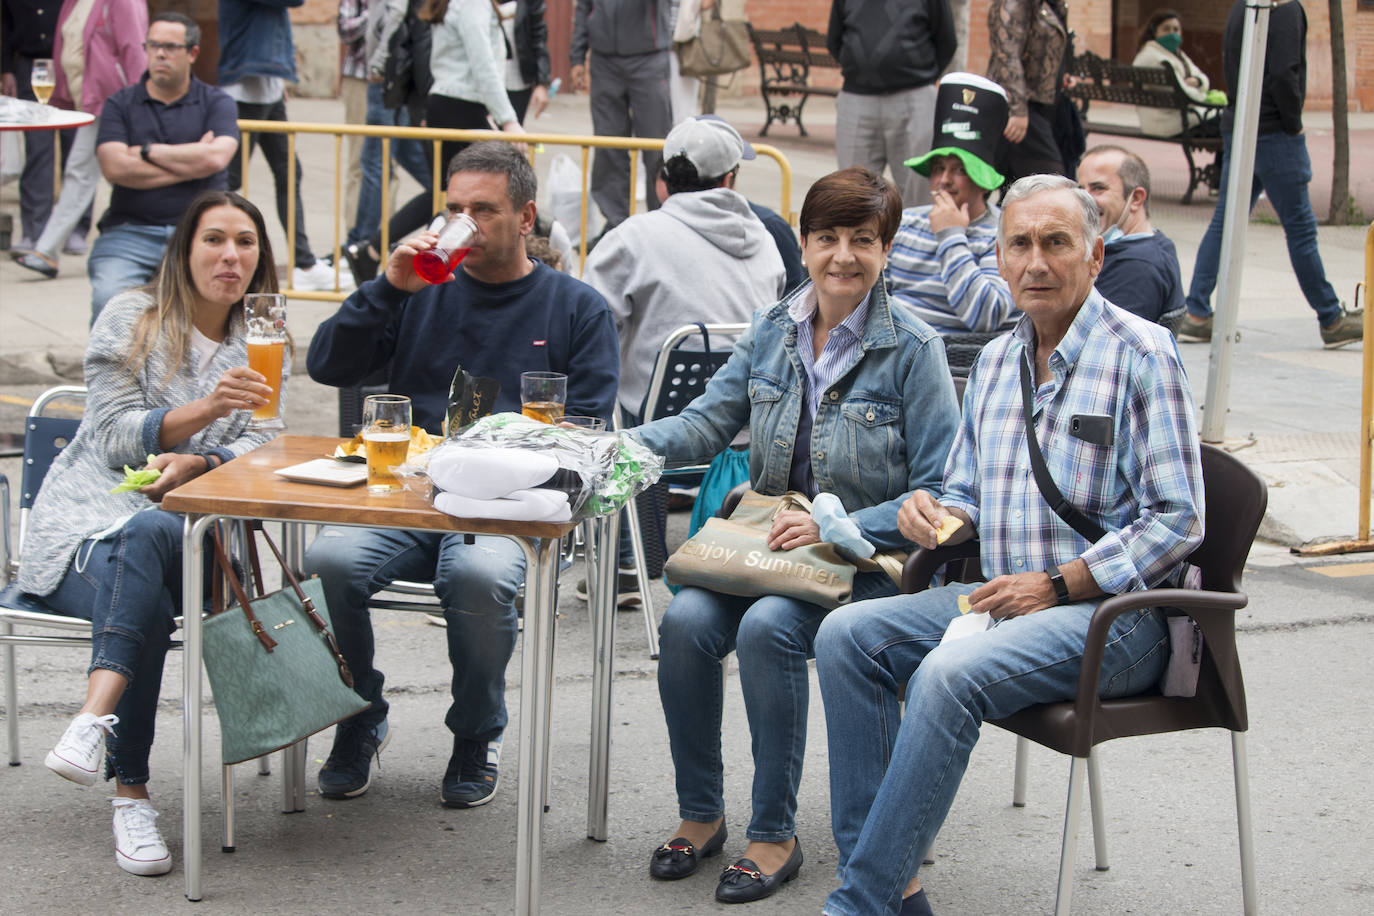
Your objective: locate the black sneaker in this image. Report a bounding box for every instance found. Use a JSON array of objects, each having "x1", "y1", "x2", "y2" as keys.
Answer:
[
  {"x1": 318, "y1": 718, "x2": 390, "y2": 798},
  {"x1": 441, "y1": 736, "x2": 501, "y2": 808},
  {"x1": 1175, "y1": 314, "x2": 1212, "y2": 343}
]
